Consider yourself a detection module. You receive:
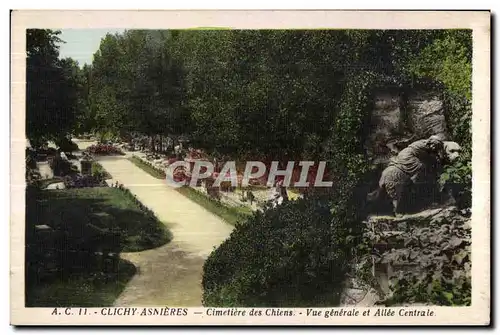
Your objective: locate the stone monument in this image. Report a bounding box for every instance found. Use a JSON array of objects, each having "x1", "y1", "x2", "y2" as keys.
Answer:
[
  {"x1": 80, "y1": 152, "x2": 93, "y2": 176},
  {"x1": 367, "y1": 136, "x2": 461, "y2": 215}
]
